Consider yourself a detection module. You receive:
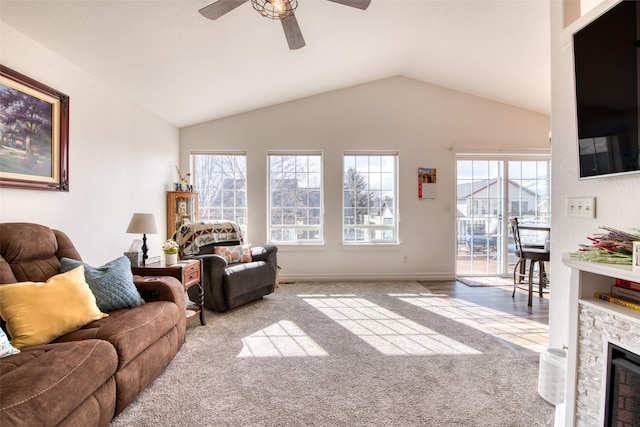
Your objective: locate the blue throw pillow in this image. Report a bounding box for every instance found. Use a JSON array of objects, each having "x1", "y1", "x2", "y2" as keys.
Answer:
[{"x1": 60, "y1": 256, "x2": 144, "y2": 312}]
